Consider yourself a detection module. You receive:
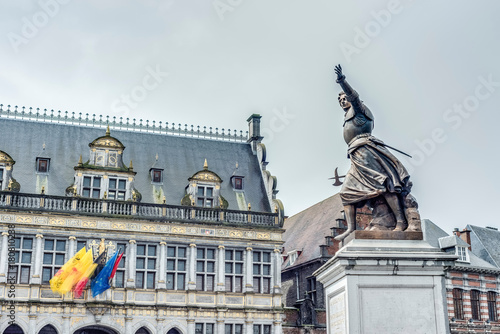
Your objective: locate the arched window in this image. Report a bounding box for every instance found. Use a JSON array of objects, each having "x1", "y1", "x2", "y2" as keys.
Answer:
[
  {"x1": 39, "y1": 325, "x2": 58, "y2": 334},
  {"x1": 135, "y1": 327, "x2": 150, "y2": 334},
  {"x1": 4, "y1": 324, "x2": 24, "y2": 334}
]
